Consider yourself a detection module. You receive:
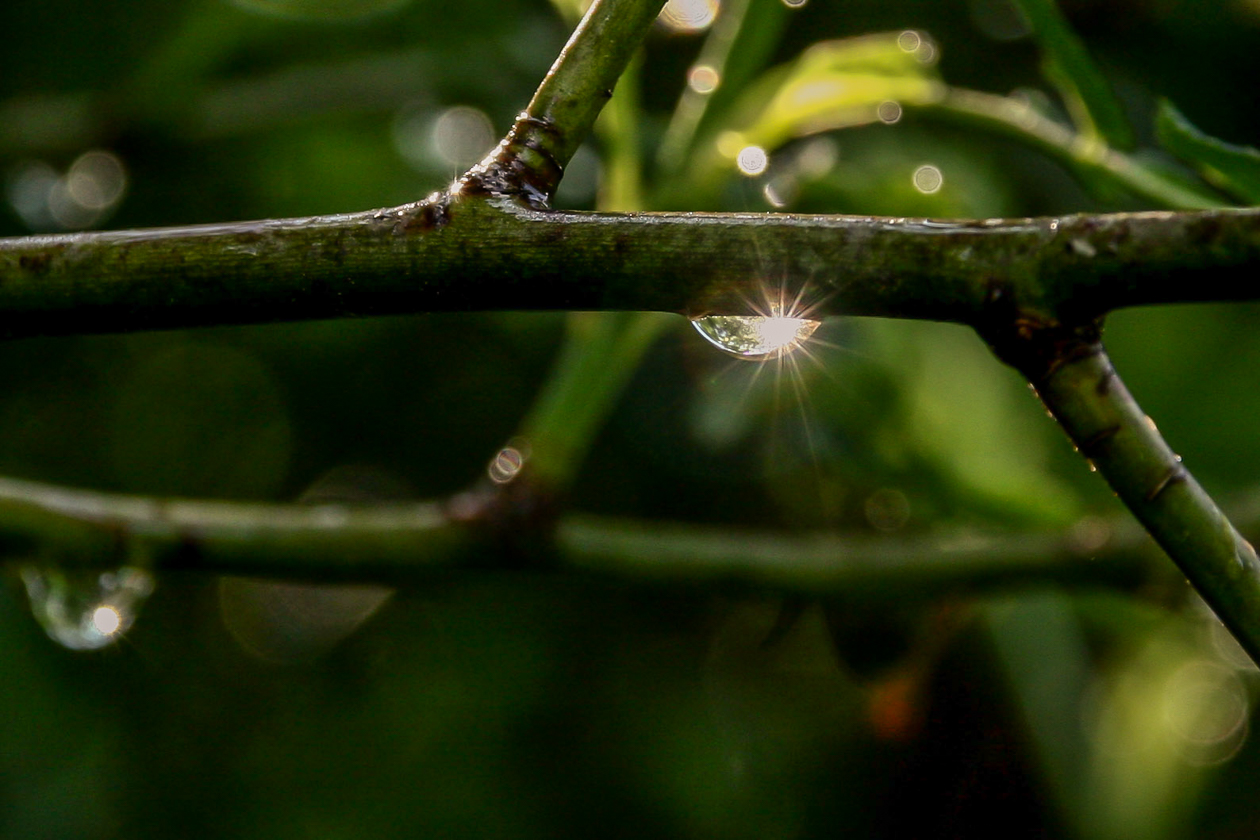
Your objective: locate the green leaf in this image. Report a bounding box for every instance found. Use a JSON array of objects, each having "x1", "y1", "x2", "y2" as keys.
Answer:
[
  {"x1": 719, "y1": 32, "x2": 944, "y2": 155},
  {"x1": 1011, "y1": 0, "x2": 1133, "y2": 149},
  {"x1": 1156, "y1": 99, "x2": 1260, "y2": 205}
]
